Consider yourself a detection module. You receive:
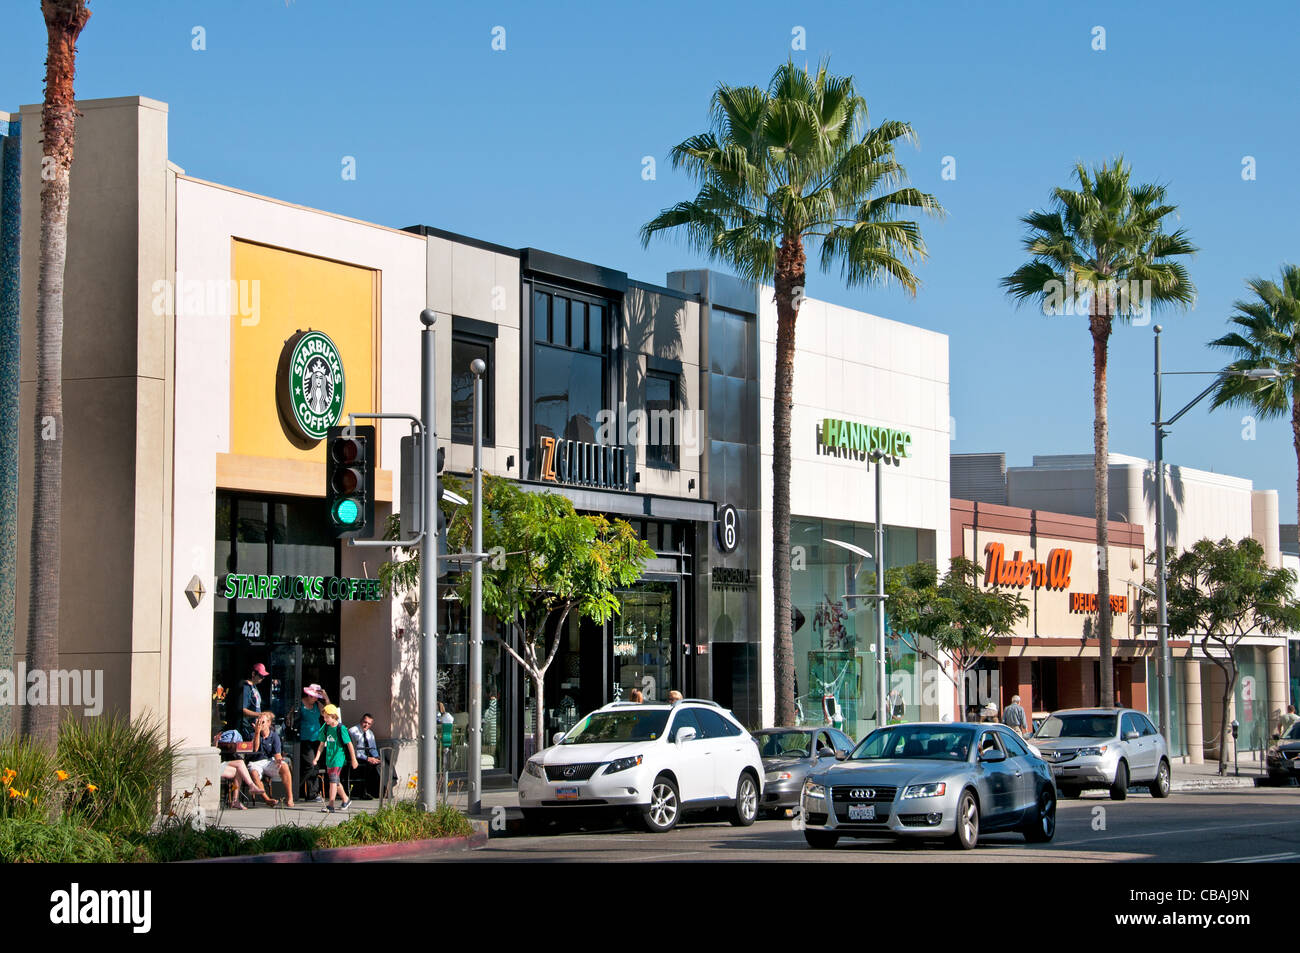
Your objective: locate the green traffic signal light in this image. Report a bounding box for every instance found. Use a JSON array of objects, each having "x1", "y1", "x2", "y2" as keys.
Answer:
[{"x1": 332, "y1": 497, "x2": 362, "y2": 526}]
